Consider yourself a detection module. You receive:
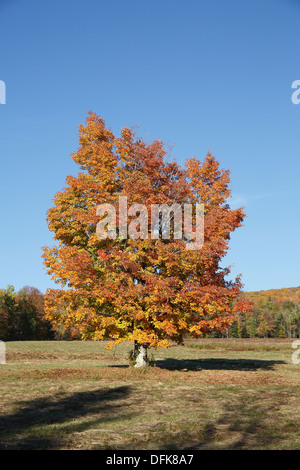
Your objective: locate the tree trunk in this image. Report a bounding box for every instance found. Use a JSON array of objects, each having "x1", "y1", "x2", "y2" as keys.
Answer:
[{"x1": 134, "y1": 342, "x2": 148, "y2": 368}]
